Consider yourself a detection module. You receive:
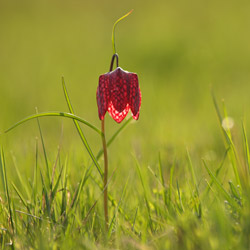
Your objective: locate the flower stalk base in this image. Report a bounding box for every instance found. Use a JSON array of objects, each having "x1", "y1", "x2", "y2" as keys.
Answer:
[{"x1": 101, "y1": 118, "x2": 109, "y2": 230}]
